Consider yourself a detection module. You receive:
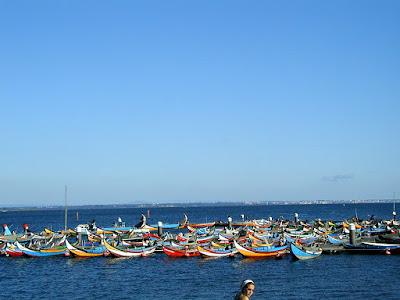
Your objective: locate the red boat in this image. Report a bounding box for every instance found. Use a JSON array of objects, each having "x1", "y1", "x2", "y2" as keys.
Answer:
[
  {"x1": 5, "y1": 244, "x2": 24, "y2": 257},
  {"x1": 162, "y1": 245, "x2": 200, "y2": 257}
]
